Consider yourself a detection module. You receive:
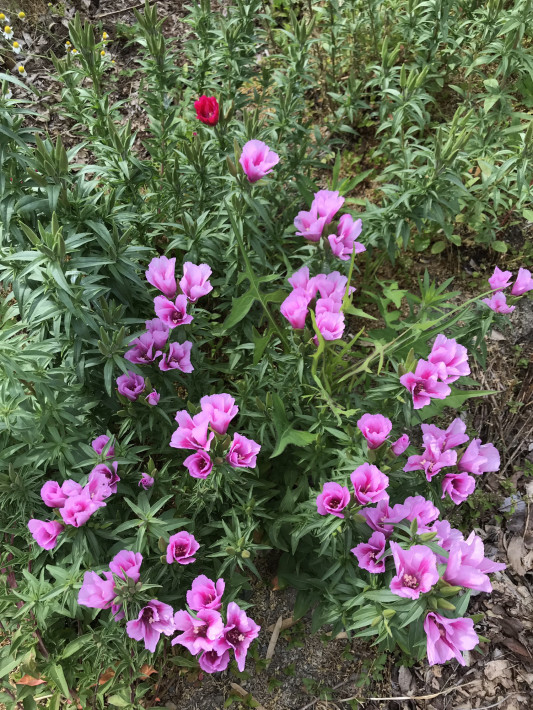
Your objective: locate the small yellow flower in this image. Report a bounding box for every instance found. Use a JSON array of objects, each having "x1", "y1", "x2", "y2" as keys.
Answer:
[
  {"x1": 100, "y1": 49, "x2": 106, "y2": 57},
  {"x1": 4, "y1": 25, "x2": 13, "y2": 39},
  {"x1": 18, "y1": 64, "x2": 26, "y2": 76},
  {"x1": 18, "y1": 11, "x2": 26, "y2": 19},
  {"x1": 0, "y1": 13, "x2": 5, "y2": 21},
  {"x1": 71, "y1": 48, "x2": 78, "y2": 55},
  {"x1": 13, "y1": 41, "x2": 21, "y2": 54},
  {"x1": 102, "y1": 31, "x2": 108, "y2": 40}
]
